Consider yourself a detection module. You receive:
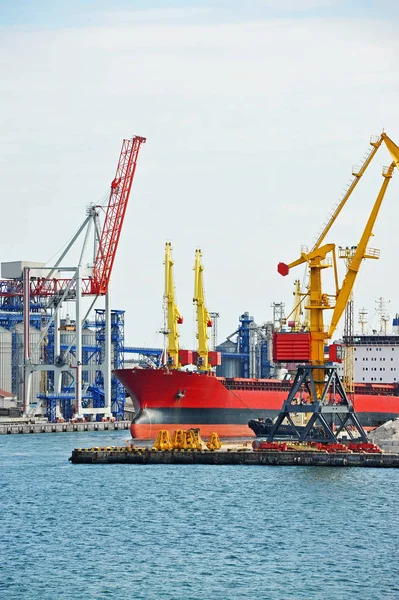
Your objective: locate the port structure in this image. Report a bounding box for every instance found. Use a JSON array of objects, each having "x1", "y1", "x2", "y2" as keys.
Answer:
[
  {"x1": 268, "y1": 364, "x2": 367, "y2": 443},
  {"x1": 0, "y1": 135, "x2": 146, "y2": 420},
  {"x1": 215, "y1": 312, "x2": 272, "y2": 379},
  {"x1": 271, "y1": 132, "x2": 399, "y2": 443},
  {"x1": 209, "y1": 312, "x2": 220, "y2": 351}
]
